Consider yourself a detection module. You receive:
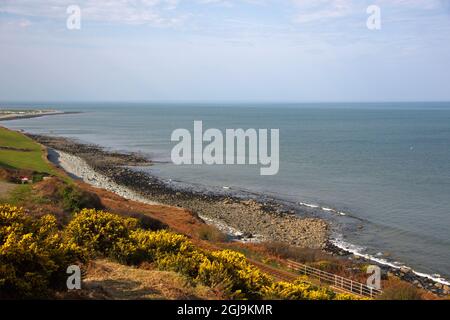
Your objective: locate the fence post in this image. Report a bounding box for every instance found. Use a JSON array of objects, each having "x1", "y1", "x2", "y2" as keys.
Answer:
[{"x1": 284, "y1": 260, "x2": 382, "y2": 298}]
